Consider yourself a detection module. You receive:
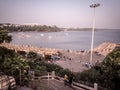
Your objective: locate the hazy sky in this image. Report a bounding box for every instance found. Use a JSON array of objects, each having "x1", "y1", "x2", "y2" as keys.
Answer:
[{"x1": 0, "y1": 0, "x2": 120, "y2": 29}]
